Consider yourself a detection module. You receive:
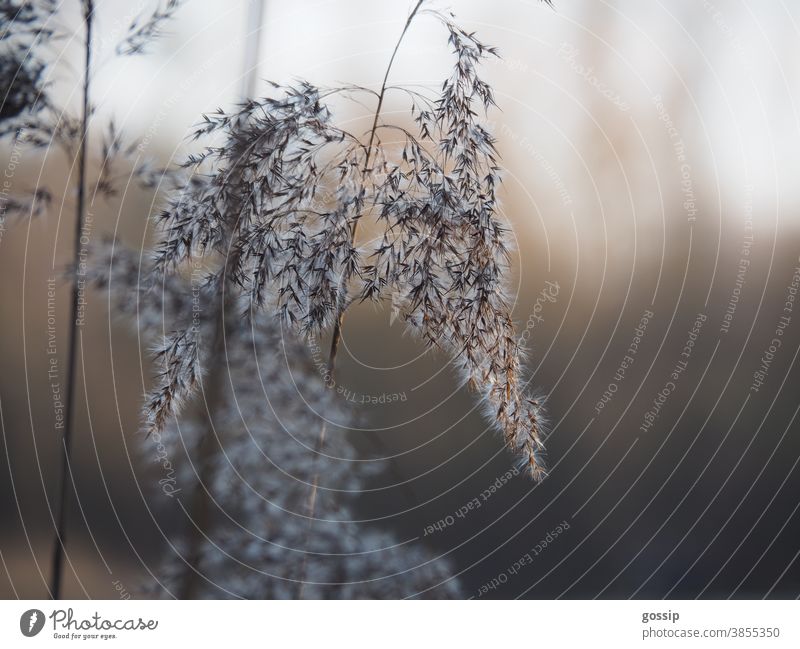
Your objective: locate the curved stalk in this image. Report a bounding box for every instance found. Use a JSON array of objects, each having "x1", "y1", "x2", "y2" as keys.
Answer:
[{"x1": 295, "y1": 0, "x2": 425, "y2": 598}]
